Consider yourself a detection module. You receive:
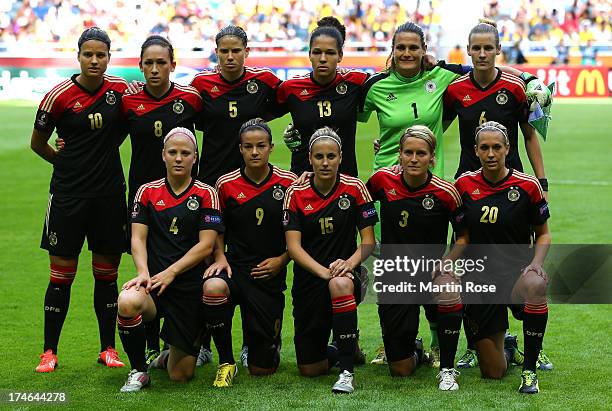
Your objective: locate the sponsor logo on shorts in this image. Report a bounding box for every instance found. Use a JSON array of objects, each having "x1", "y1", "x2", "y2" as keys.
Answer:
[{"x1": 49, "y1": 231, "x2": 58, "y2": 246}]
